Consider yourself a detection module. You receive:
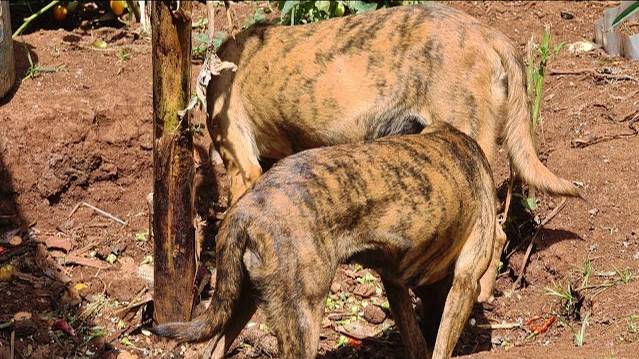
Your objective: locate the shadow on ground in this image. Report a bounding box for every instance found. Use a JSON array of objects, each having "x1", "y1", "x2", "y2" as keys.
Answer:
[{"x1": 0, "y1": 148, "x2": 114, "y2": 357}]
